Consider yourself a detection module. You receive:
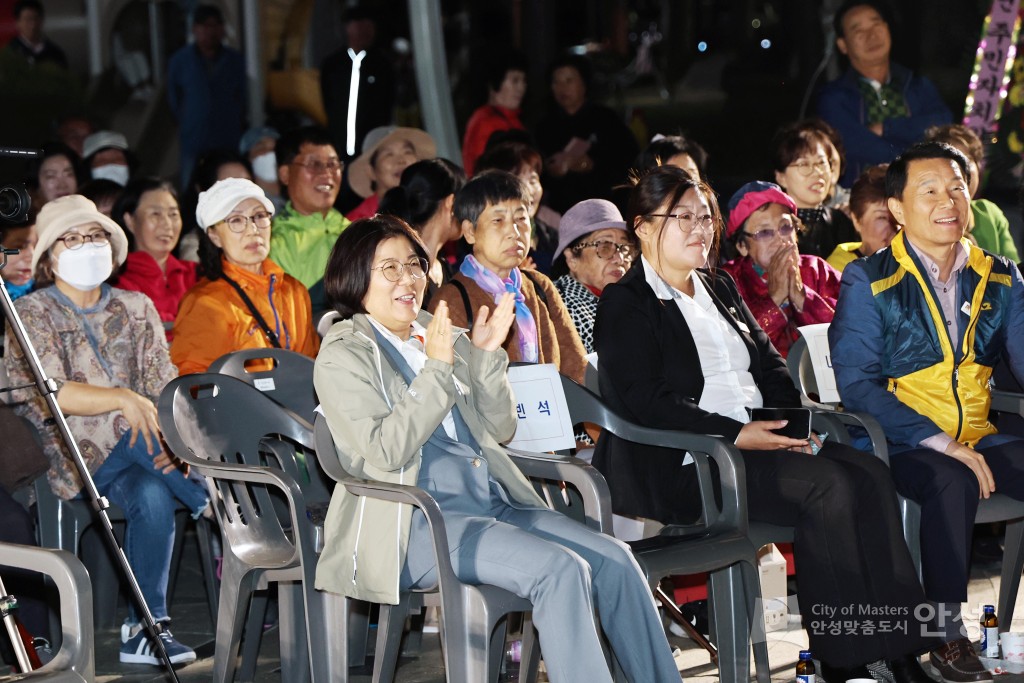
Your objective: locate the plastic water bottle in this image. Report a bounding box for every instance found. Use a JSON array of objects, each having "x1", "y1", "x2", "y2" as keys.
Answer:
[
  {"x1": 981, "y1": 605, "x2": 999, "y2": 658},
  {"x1": 501, "y1": 639, "x2": 521, "y2": 681},
  {"x1": 796, "y1": 650, "x2": 816, "y2": 683}
]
